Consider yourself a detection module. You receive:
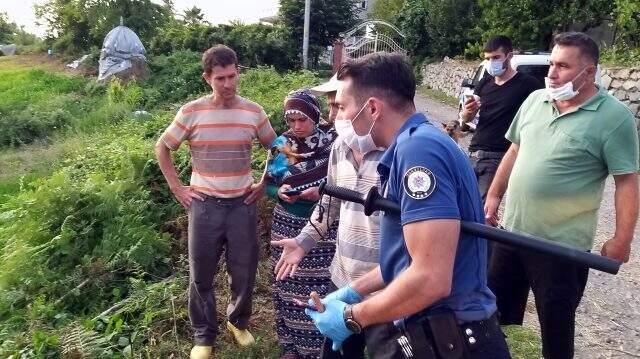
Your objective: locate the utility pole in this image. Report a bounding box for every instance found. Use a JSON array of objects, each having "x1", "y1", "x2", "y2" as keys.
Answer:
[{"x1": 303, "y1": 0, "x2": 311, "y2": 69}]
